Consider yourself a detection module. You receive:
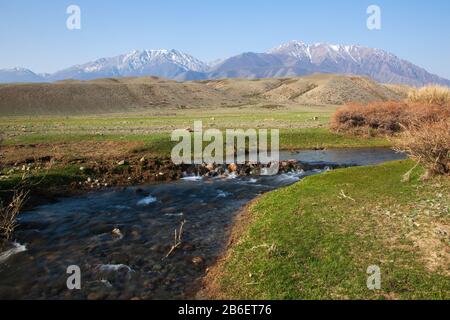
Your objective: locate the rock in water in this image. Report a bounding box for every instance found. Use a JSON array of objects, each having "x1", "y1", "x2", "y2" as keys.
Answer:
[
  {"x1": 192, "y1": 256, "x2": 205, "y2": 266},
  {"x1": 228, "y1": 163, "x2": 238, "y2": 172},
  {"x1": 111, "y1": 228, "x2": 123, "y2": 238}
]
